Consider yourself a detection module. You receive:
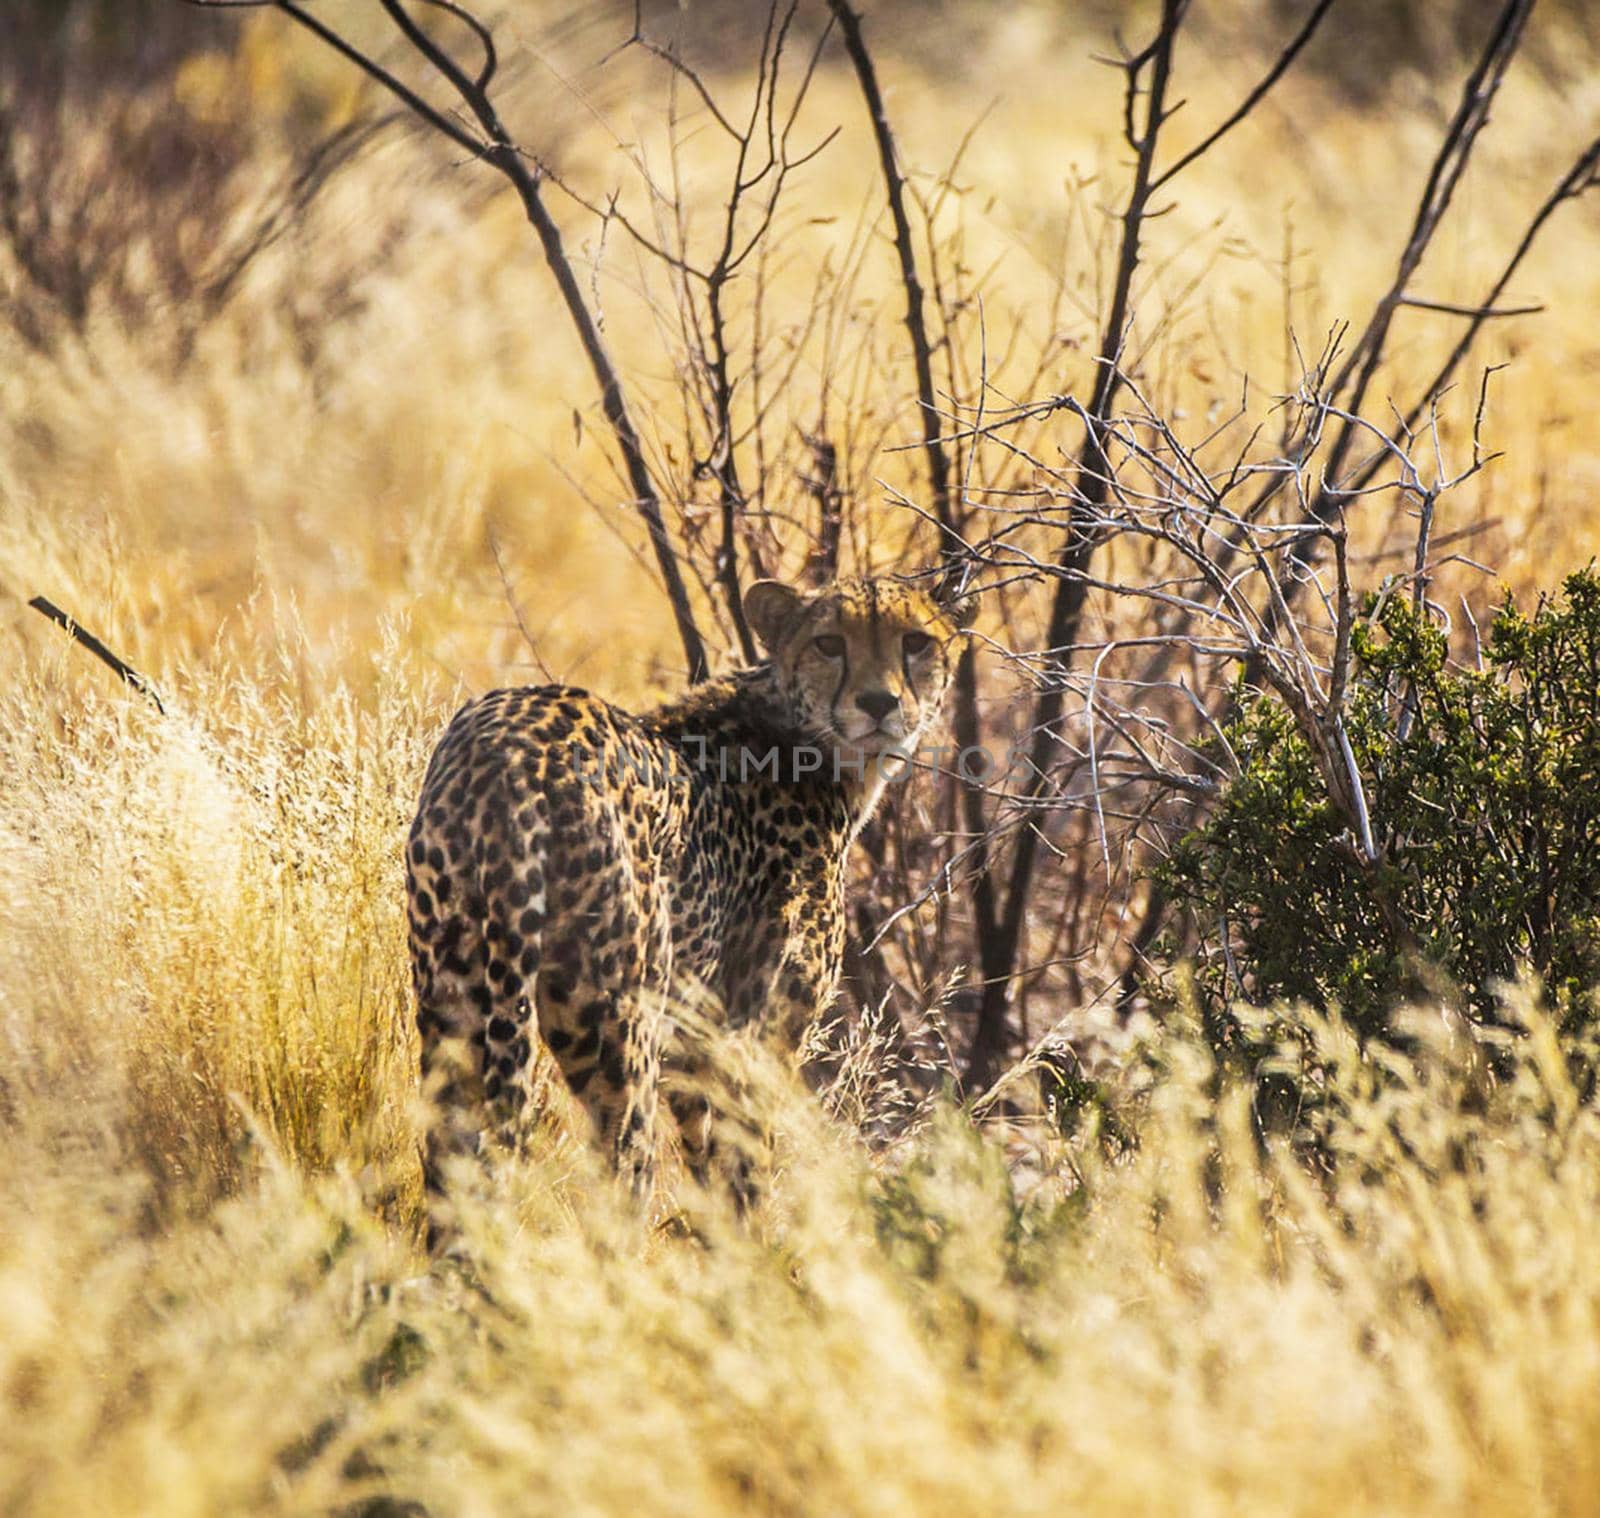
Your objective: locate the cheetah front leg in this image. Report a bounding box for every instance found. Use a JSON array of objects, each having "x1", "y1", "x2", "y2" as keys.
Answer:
[
  {"x1": 666, "y1": 909, "x2": 841, "y2": 1211},
  {"x1": 663, "y1": 1042, "x2": 762, "y2": 1213},
  {"x1": 759, "y1": 894, "x2": 846, "y2": 1052}
]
